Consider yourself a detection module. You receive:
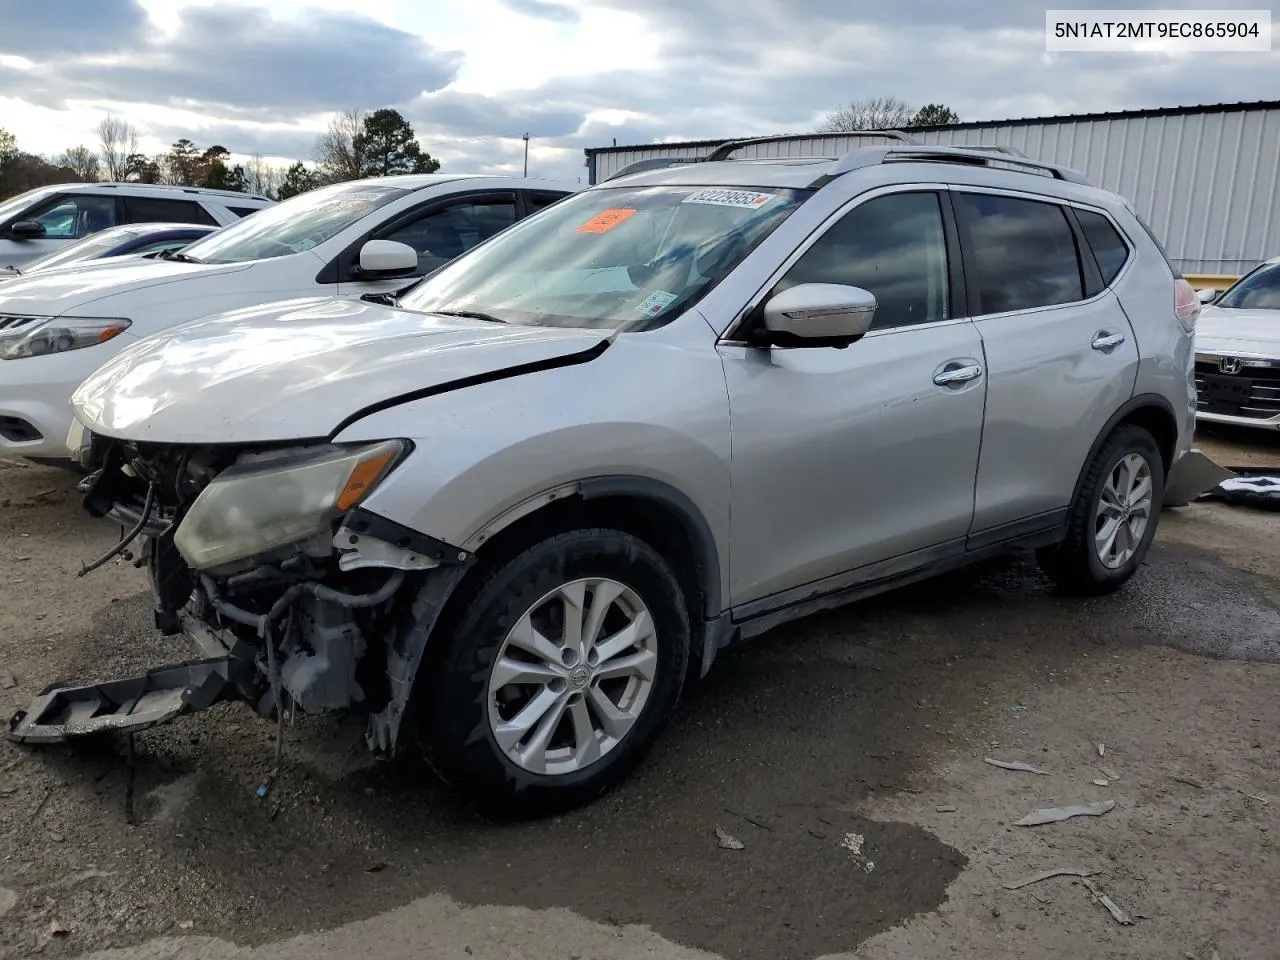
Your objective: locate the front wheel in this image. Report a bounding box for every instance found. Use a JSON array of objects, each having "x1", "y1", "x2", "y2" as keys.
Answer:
[
  {"x1": 1037, "y1": 424, "x2": 1164, "y2": 594},
  {"x1": 418, "y1": 528, "x2": 690, "y2": 816}
]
